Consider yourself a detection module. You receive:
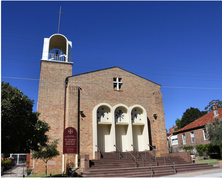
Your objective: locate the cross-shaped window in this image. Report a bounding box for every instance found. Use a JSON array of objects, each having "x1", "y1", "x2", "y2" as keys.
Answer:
[{"x1": 113, "y1": 77, "x2": 122, "y2": 91}]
